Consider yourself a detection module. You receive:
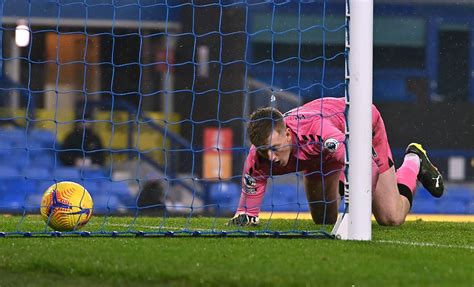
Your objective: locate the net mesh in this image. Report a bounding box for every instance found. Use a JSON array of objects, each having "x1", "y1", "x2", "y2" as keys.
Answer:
[{"x1": 0, "y1": 0, "x2": 347, "y2": 237}]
